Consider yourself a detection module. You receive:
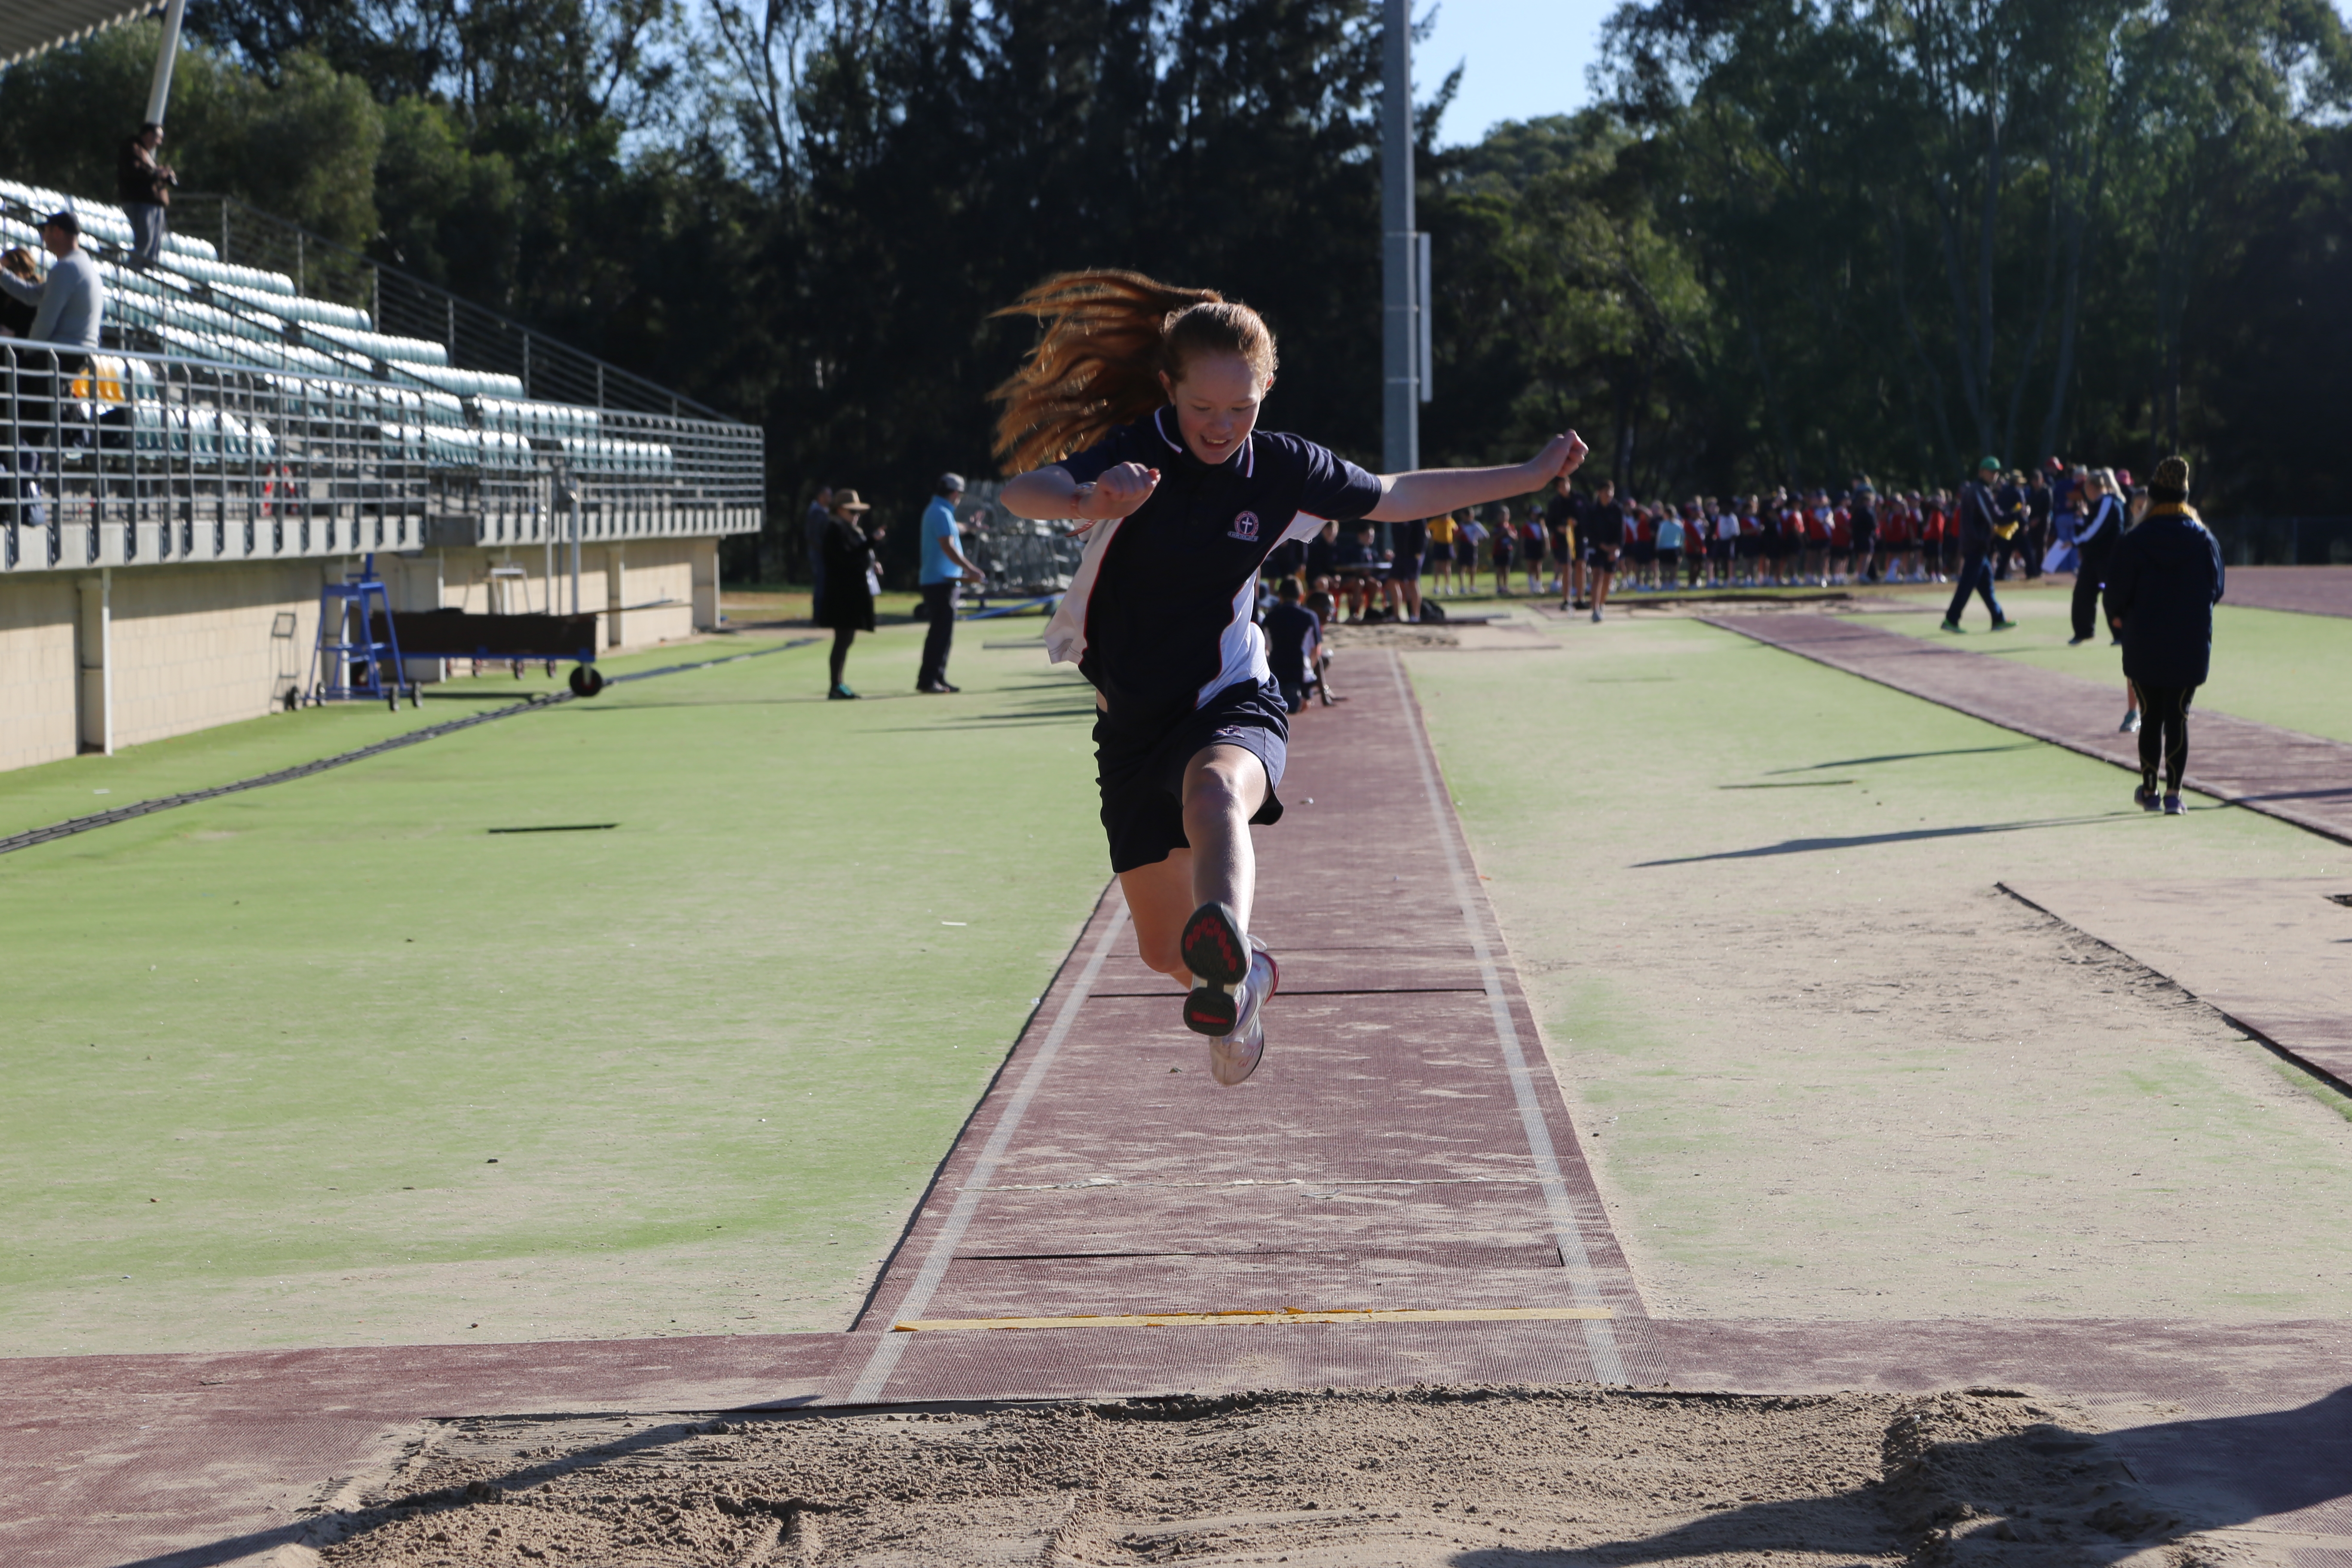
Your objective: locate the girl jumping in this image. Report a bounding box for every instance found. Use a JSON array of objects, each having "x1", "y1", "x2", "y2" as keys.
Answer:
[{"x1": 992, "y1": 271, "x2": 1586, "y2": 1084}]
